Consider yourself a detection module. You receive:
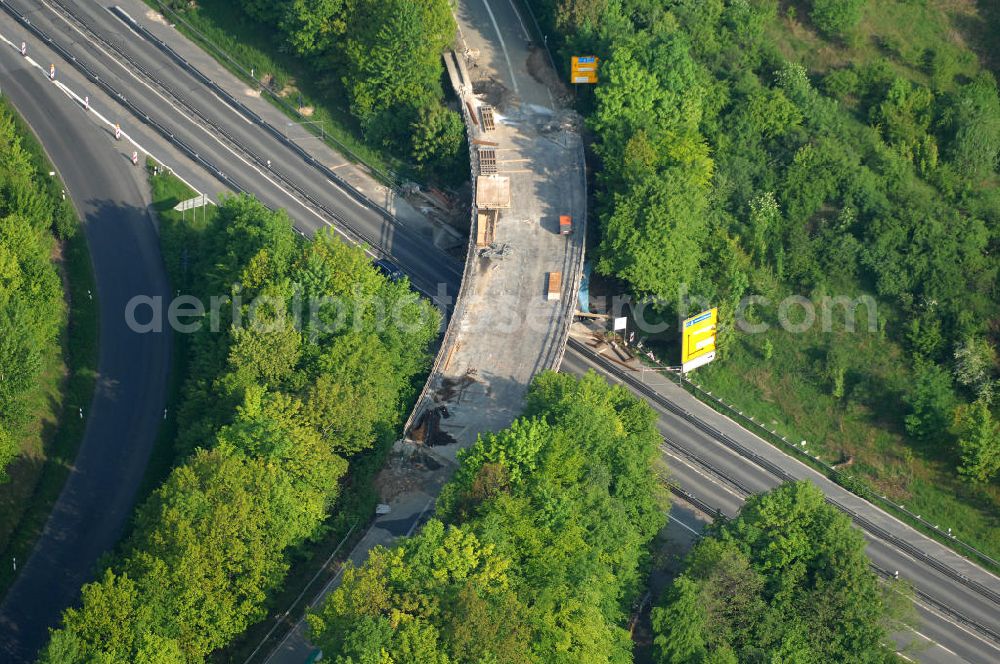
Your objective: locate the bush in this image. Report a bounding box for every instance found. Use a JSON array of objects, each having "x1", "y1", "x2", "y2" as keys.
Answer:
[{"x1": 809, "y1": 0, "x2": 867, "y2": 39}]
